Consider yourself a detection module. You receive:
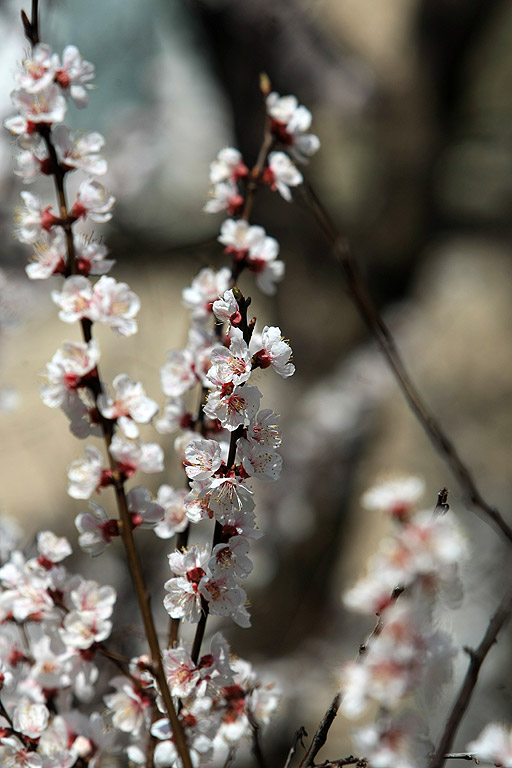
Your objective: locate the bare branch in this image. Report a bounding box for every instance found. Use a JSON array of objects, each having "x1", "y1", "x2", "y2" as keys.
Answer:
[
  {"x1": 302, "y1": 182, "x2": 512, "y2": 546},
  {"x1": 430, "y1": 585, "x2": 512, "y2": 768}
]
